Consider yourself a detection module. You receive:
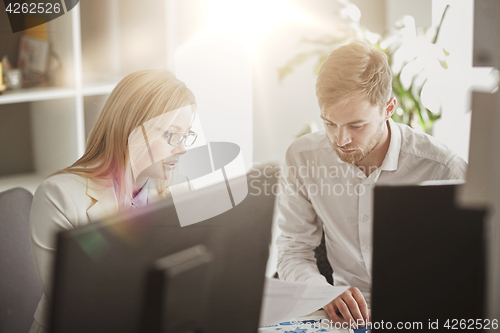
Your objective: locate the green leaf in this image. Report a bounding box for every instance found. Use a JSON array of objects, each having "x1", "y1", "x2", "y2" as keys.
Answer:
[{"x1": 278, "y1": 66, "x2": 294, "y2": 81}]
